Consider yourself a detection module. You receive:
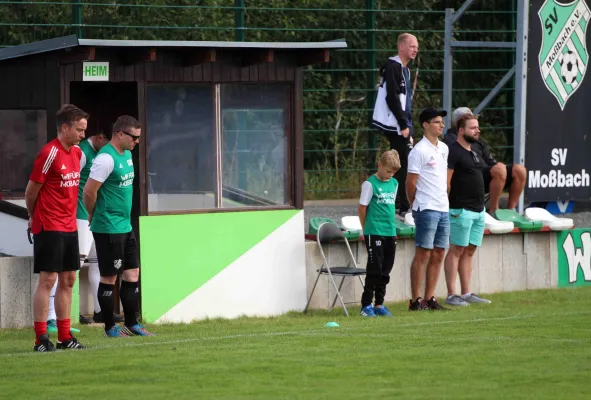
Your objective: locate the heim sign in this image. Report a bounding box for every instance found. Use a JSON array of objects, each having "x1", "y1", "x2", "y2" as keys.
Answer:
[{"x1": 82, "y1": 62, "x2": 109, "y2": 82}]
